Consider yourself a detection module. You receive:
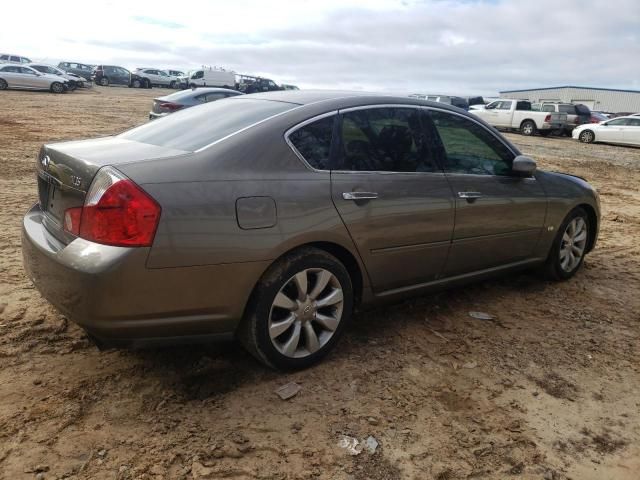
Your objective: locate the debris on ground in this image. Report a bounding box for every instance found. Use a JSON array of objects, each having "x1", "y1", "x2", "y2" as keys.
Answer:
[
  {"x1": 338, "y1": 435, "x2": 363, "y2": 456},
  {"x1": 469, "y1": 311, "x2": 494, "y2": 320},
  {"x1": 275, "y1": 382, "x2": 301, "y2": 400}
]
